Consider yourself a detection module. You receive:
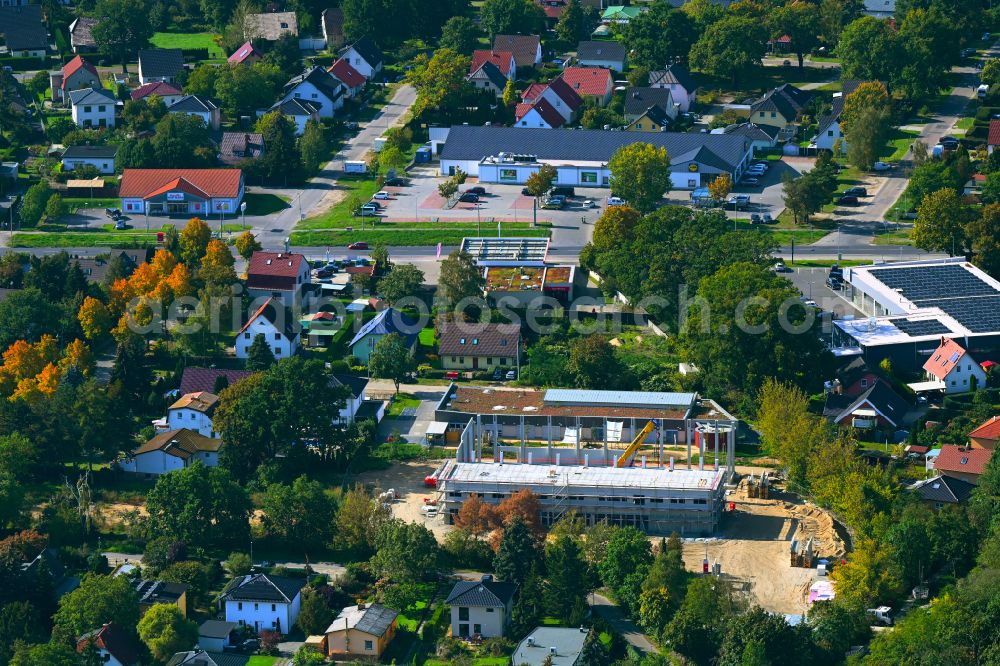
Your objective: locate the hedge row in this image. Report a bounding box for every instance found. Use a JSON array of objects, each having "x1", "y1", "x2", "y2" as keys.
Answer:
[{"x1": 0, "y1": 55, "x2": 55, "y2": 71}]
